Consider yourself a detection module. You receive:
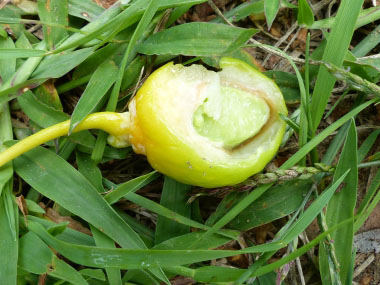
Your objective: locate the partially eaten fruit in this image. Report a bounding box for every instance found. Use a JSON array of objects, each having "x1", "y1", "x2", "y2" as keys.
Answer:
[{"x1": 0, "y1": 58, "x2": 287, "y2": 188}]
